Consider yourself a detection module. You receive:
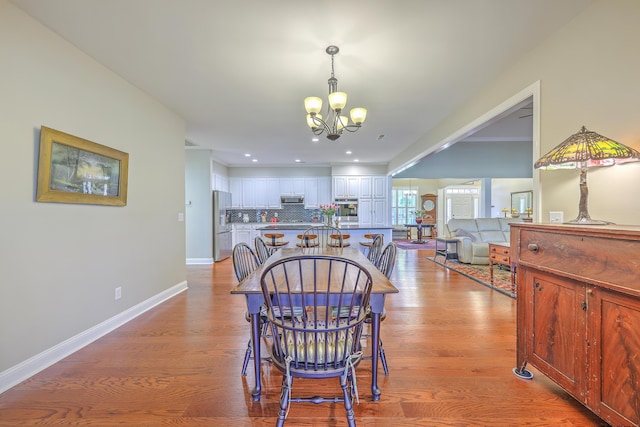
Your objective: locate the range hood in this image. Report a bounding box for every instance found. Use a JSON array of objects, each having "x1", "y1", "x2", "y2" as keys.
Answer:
[{"x1": 281, "y1": 196, "x2": 304, "y2": 204}]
